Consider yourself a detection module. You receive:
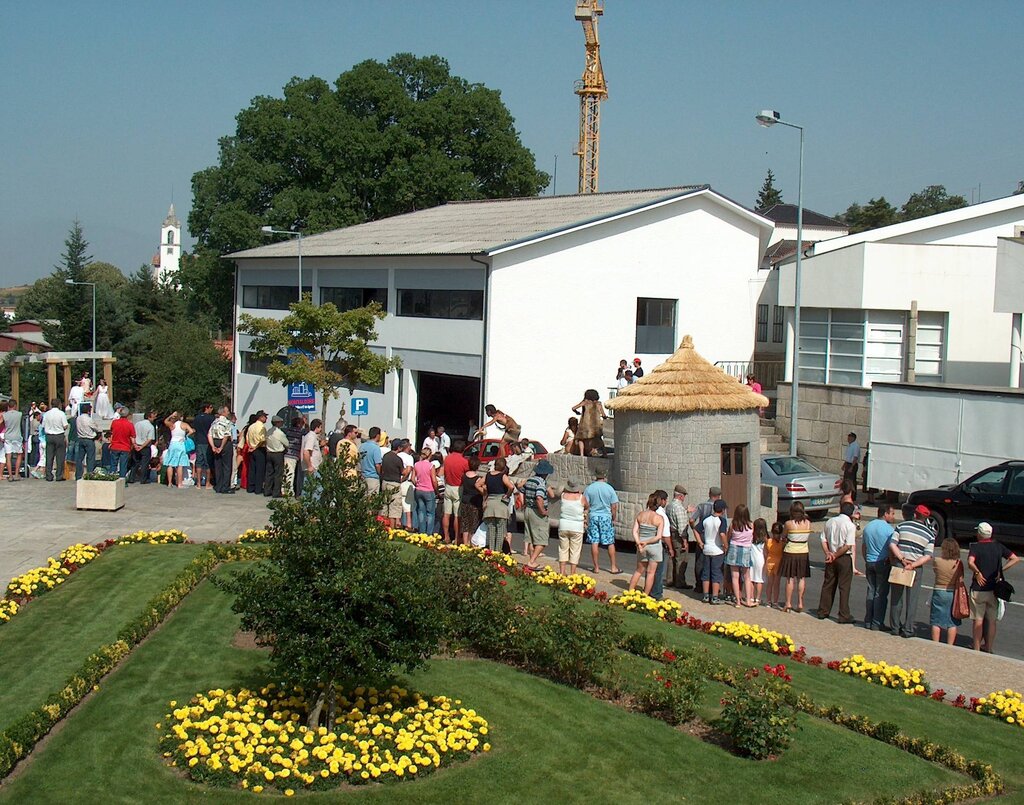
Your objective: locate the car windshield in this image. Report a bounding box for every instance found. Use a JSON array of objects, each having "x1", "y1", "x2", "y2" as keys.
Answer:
[{"x1": 765, "y1": 457, "x2": 819, "y2": 476}]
